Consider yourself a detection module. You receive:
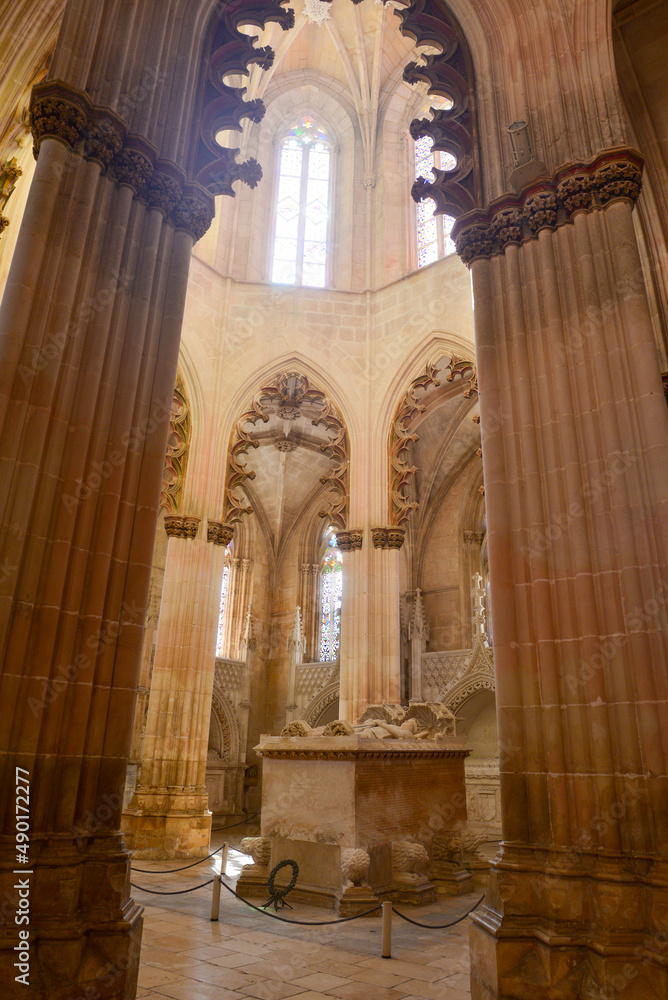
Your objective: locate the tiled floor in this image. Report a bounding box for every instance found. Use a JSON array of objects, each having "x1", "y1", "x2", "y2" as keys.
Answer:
[{"x1": 132, "y1": 828, "x2": 482, "y2": 1000}]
